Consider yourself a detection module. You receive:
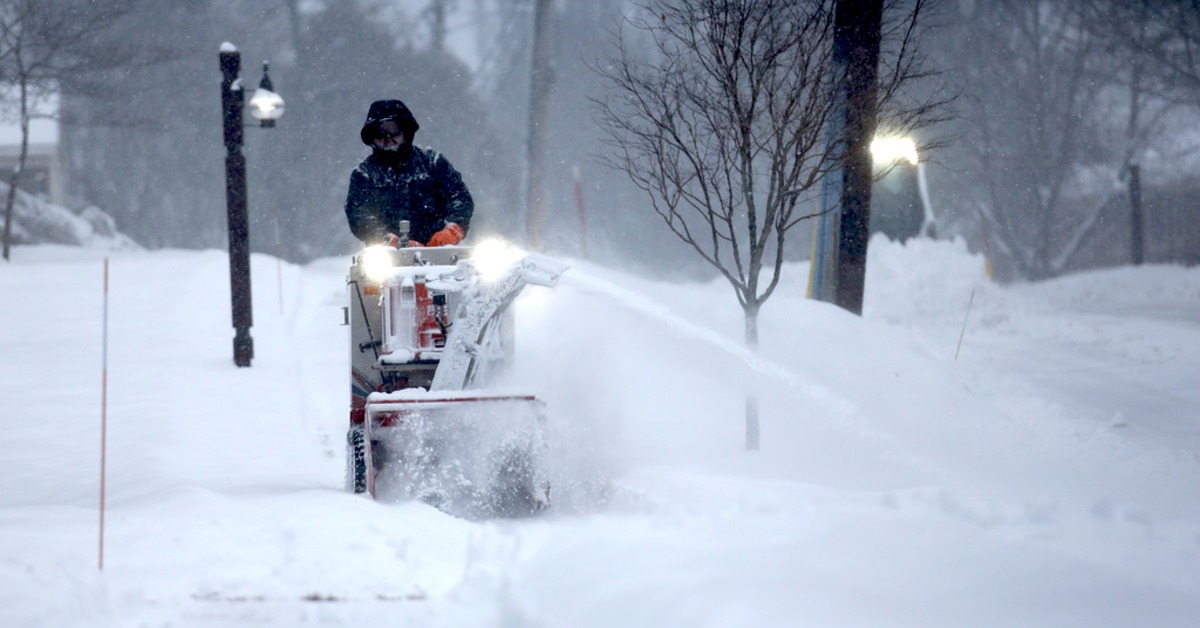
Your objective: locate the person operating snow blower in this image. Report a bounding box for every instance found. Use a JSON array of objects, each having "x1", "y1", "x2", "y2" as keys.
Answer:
[
  {"x1": 340, "y1": 102, "x2": 564, "y2": 517},
  {"x1": 344, "y1": 99, "x2": 473, "y2": 247}
]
